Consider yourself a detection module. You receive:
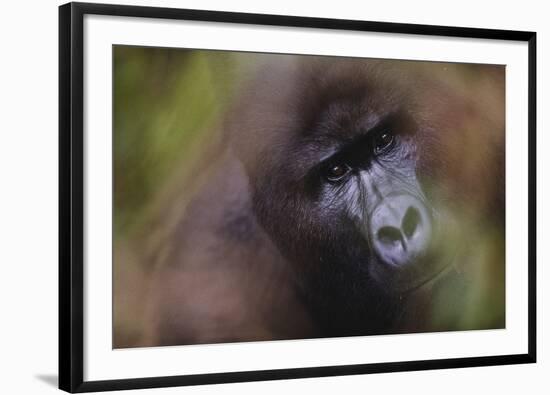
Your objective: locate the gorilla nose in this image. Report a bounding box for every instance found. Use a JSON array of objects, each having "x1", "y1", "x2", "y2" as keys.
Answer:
[{"x1": 371, "y1": 195, "x2": 432, "y2": 266}]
